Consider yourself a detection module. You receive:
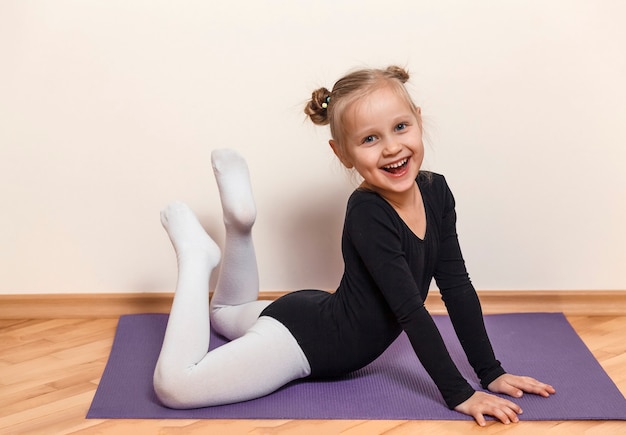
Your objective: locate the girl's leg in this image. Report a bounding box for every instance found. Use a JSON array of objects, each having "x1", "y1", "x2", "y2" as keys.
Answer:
[
  {"x1": 209, "y1": 149, "x2": 272, "y2": 340},
  {"x1": 154, "y1": 201, "x2": 220, "y2": 396},
  {"x1": 155, "y1": 316, "x2": 311, "y2": 409},
  {"x1": 153, "y1": 202, "x2": 310, "y2": 409}
]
